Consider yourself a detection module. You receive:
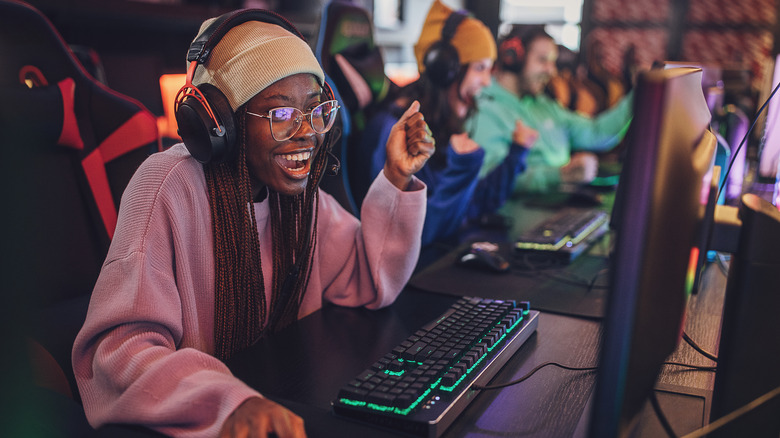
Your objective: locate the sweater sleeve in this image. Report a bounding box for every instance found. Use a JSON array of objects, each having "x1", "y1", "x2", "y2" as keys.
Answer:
[
  {"x1": 318, "y1": 171, "x2": 427, "y2": 309},
  {"x1": 72, "y1": 149, "x2": 260, "y2": 438},
  {"x1": 564, "y1": 91, "x2": 634, "y2": 152},
  {"x1": 73, "y1": 253, "x2": 261, "y2": 438}
]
